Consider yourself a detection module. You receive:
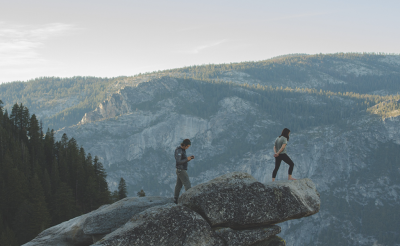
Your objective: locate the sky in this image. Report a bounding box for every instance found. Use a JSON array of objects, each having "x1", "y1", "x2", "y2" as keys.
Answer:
[{"x1": 0, "y1": 0, "x2": 399, "y2": 83}]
